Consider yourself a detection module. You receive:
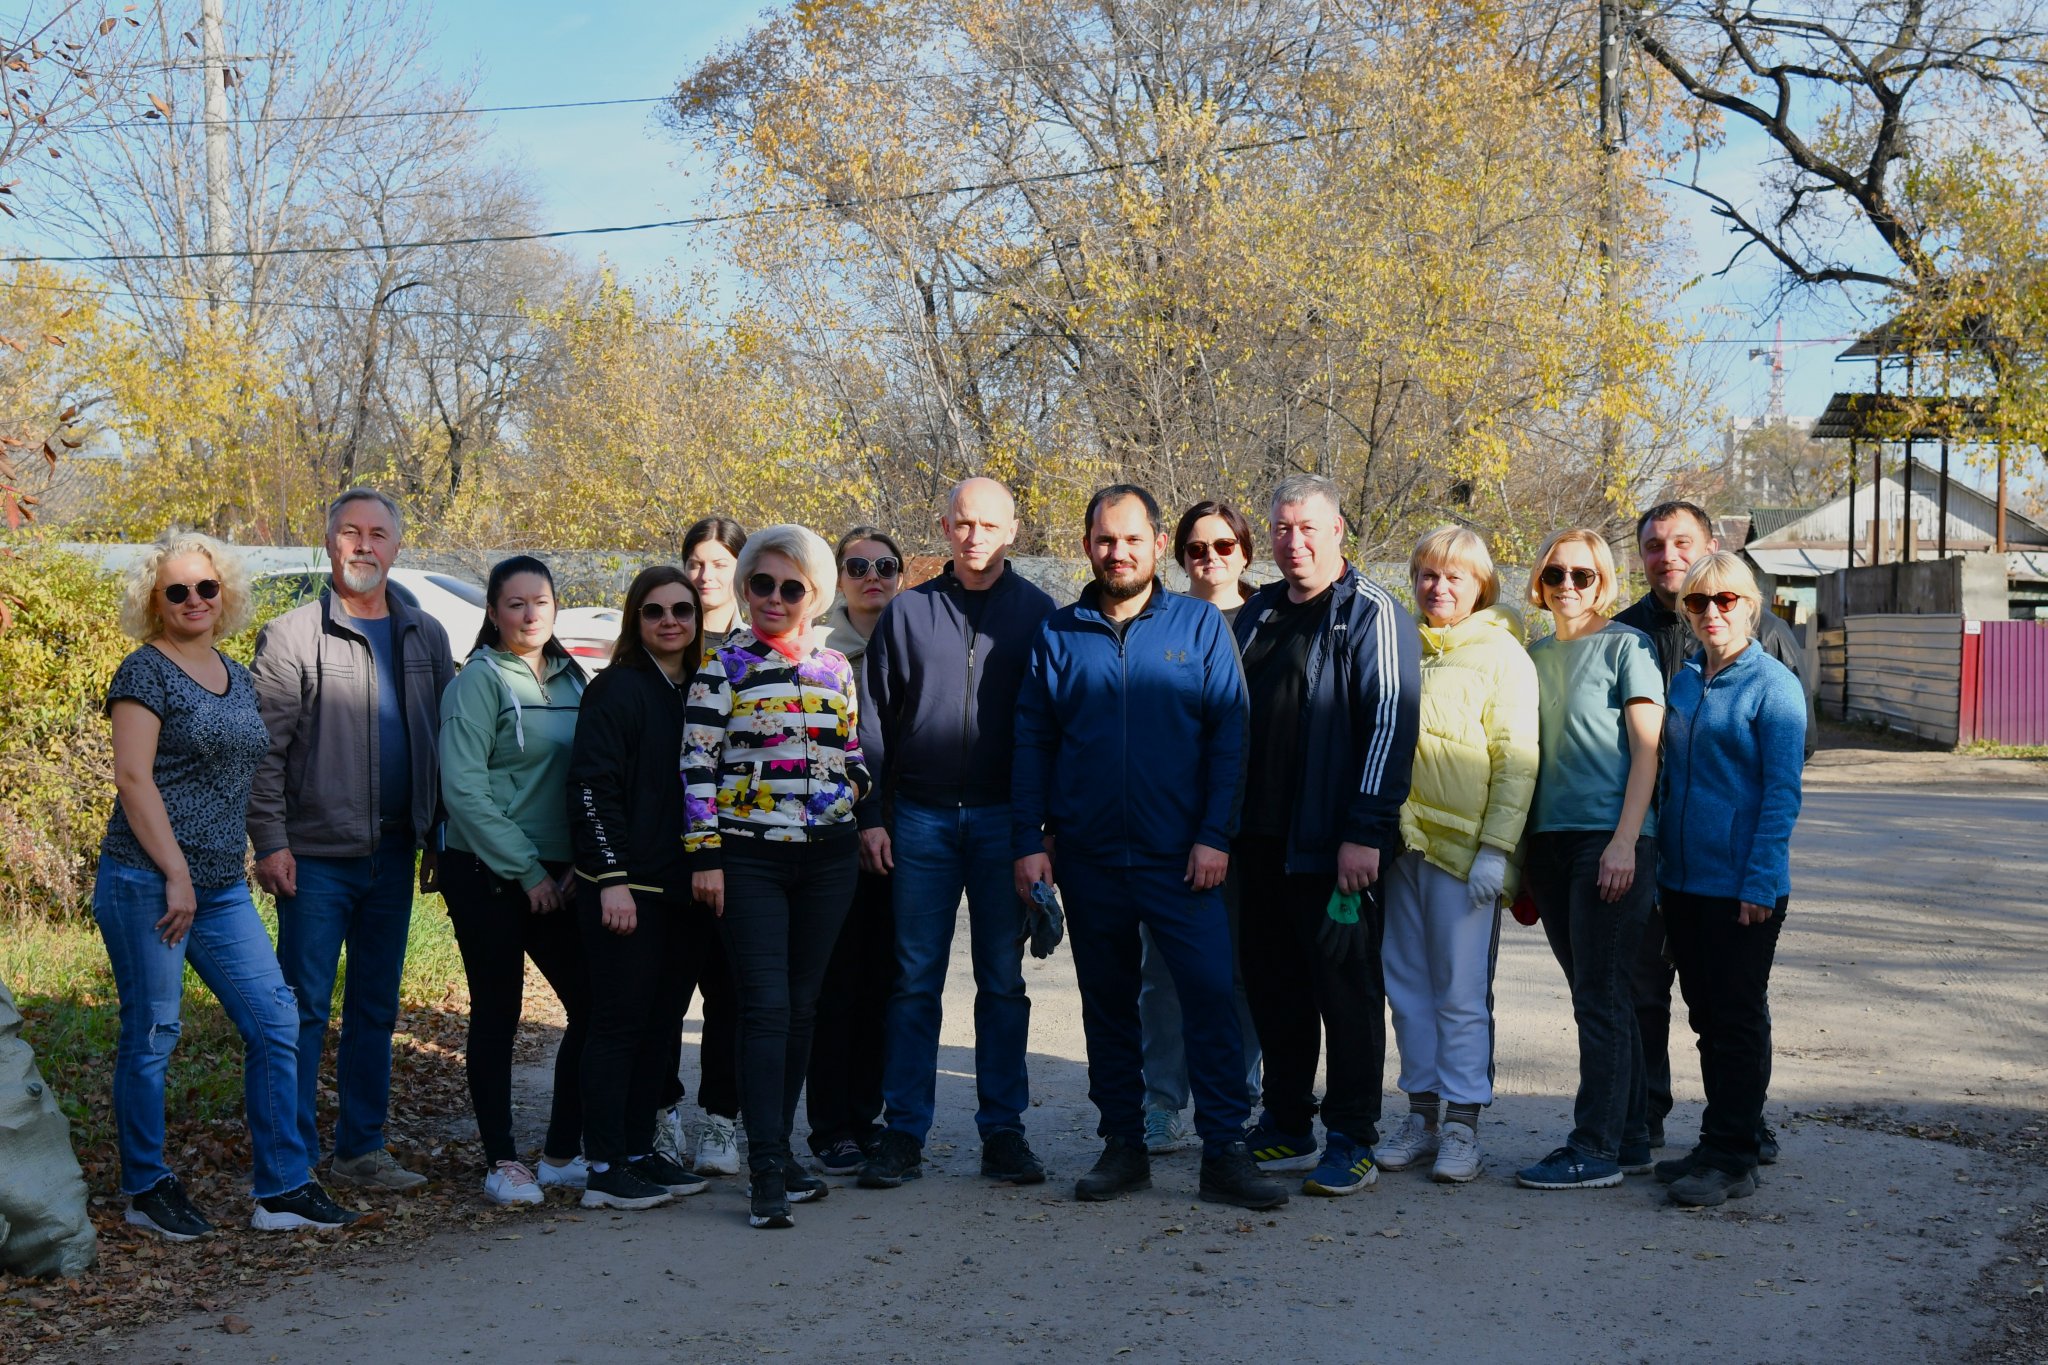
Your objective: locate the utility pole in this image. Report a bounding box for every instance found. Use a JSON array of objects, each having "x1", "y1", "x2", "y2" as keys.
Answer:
[
  {"x1": 1597, "y1": 0, "x2": 1624, "y2": 485},
  {"x1": 200, "y1": 0, "x2": 230, "y2": 312}
]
